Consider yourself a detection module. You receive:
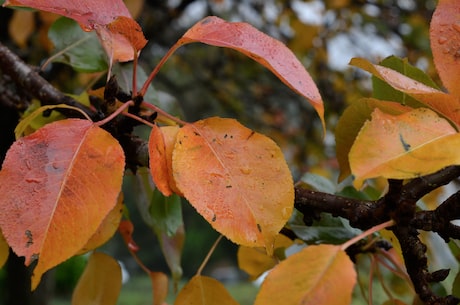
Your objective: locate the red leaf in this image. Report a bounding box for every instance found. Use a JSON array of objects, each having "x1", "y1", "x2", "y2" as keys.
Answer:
[
  {"x1": 0, "y1": 119, "x2": 125, "y2": 288},
  {"x1": 118, "y1": 220, "x2": 140, "y2": 252},
  {"x1": 4, "y1": 0, "x2": 147, "y2": 62},
  {"x1": 178, "y1": 16, "x2": 325, "y2": 131},
  {"x1": 430, "y1": 0, "x2": 460, "y2": 97}
]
